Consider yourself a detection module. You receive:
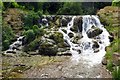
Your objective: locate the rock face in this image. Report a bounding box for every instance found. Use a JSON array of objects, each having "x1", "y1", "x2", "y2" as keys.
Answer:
[
  {"x1": 112, "y1": 53, "x2": 120, "y2": 66},
  {"x1": 97, "y1": 6, "x2": 120, "y2": 26},
  {"x1": 3, "y1": 8, "x2": 24, "y2": 34},
  {"x1": 74, "y1": 16, "x2": 83, "y2": 32}
]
